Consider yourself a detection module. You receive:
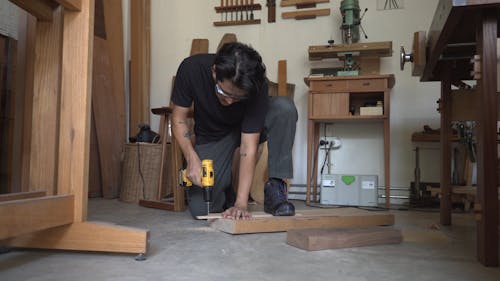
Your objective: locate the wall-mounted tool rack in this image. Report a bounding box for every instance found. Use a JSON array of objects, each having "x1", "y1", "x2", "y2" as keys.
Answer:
[
  {"x1": 214, "y1": 0, "x2": 262, "y2": 26},
  {"x1": 281, "y1": 0, "x2": 330, "y2": 20}
]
